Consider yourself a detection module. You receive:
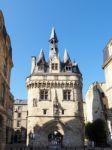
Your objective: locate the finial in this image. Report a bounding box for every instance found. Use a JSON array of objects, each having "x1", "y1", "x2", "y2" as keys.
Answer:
[
  {"x1": 37, "y1": 48, "x2": 45, "y2": 63},
  {"x1": 63, "y1": 49, "x2": 71, "y2": 63},
  {"x1": 49, "y1": 27, "x2": 58, "y2": 42}
]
